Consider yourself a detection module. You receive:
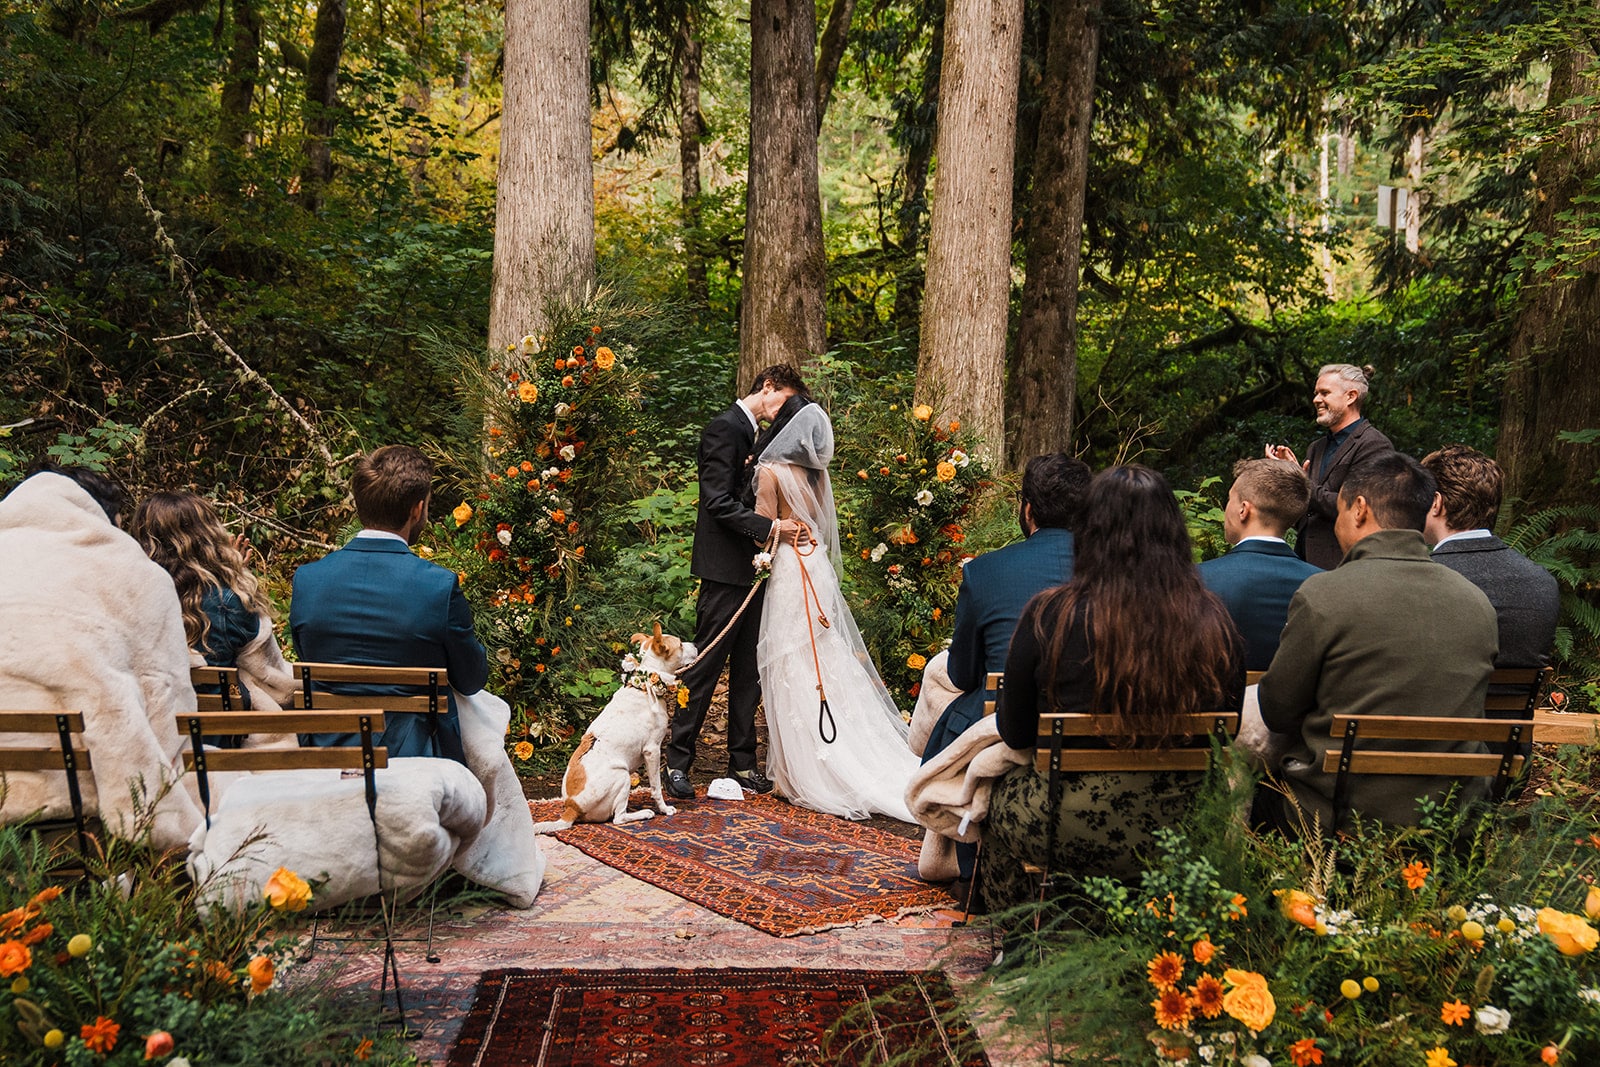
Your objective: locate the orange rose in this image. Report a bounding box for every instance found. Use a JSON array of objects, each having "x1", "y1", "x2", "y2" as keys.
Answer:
[
  {"x1": 912, "y1": 404, "x2": 933, "y2": 421},
  {"x1": 561, "y1": 375, "x2": 575, "y2": 388},
  {"x1": 1538, "y1": 907, "x2": 1599, "y2": 955},
  {"x1": 0, "y1": 940, "x2": 30, "y2": 977},
  {"x1": 1276, "y1": 889, "x2": 1318, "y2": 929},
  {"x1": 1192, "y1": 939, "x2": 1215, "y2": 965},
  {"x1": 514, "y1": 741, "x2": 534, "y2": 760},
  {"x1": 1221, "y1": 969, "x2": 1275, "y2": 1033},
  {"x1": 247, "y1": 954, "x2": 274, "y2": 994},
  {"x1": 263, "y1": 867, "x2": 312, "y2": 912},
  {"x1": 935, "y1": 461, "x2": 957, "y2": 482},
  {"x1": 144, "y1": 1030, "x2": 175, "y2": 1059},
  {"x1": 550, "y1": 509, "x2": 567, "y2": 524},
  {"x1": 595, "y1": 346, "x2": 616, "y2": 369},
  {"x1": 517, "y1": 381, "x2": 539, "y2": 403}
]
